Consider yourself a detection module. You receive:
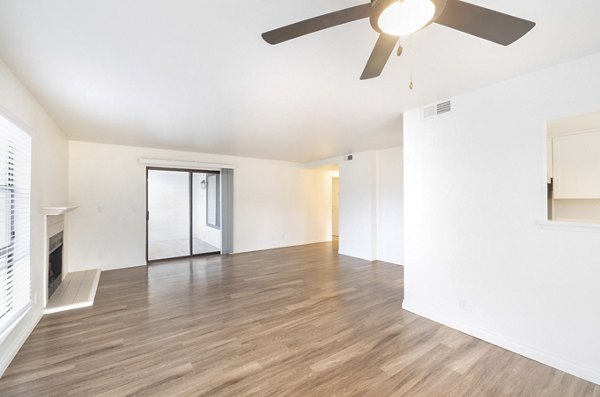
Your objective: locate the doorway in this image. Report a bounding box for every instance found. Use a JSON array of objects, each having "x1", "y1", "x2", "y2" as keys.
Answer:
[
  {"x1": 332, "y1": 177, "x2": 339, "y2": 238},
  {"x1": 146, "y1": 168, "x2": 221, "y2": 262}
]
